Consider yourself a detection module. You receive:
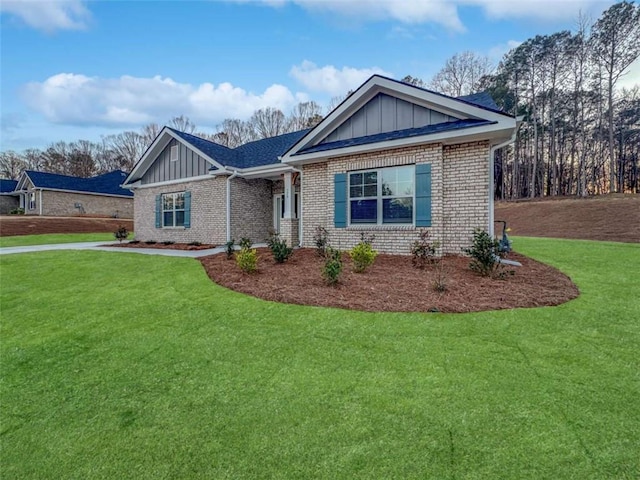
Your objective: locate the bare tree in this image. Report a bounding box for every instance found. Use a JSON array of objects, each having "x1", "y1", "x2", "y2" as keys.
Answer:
[
  {"x1": 140, "y1": 123, "x2": 161, "y2": 148},
  {"x1": 249, "y1": 107, "x2": 287, "y2": 139},
  {"x1": 429, "y1": 51, "x2": 494, "y2": 97},
  {"x1": 103, "y1": 131, "x2": 147, "y2": 171},
  {"x1": 289, "y1": 101, "x2": 323, "y2": 130},
  {"x1": 167, "y1": 115, "x2": 197, "y2": 134},
  {"x1": 401, "y1": 75, "x2": 426, "y2": 88},
  {"x1": 0, "y1": 151, "x2": 27, "y2": 179},
  {"x1": 590, "y1": 0, "x2": 640, "y2": 192}
]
